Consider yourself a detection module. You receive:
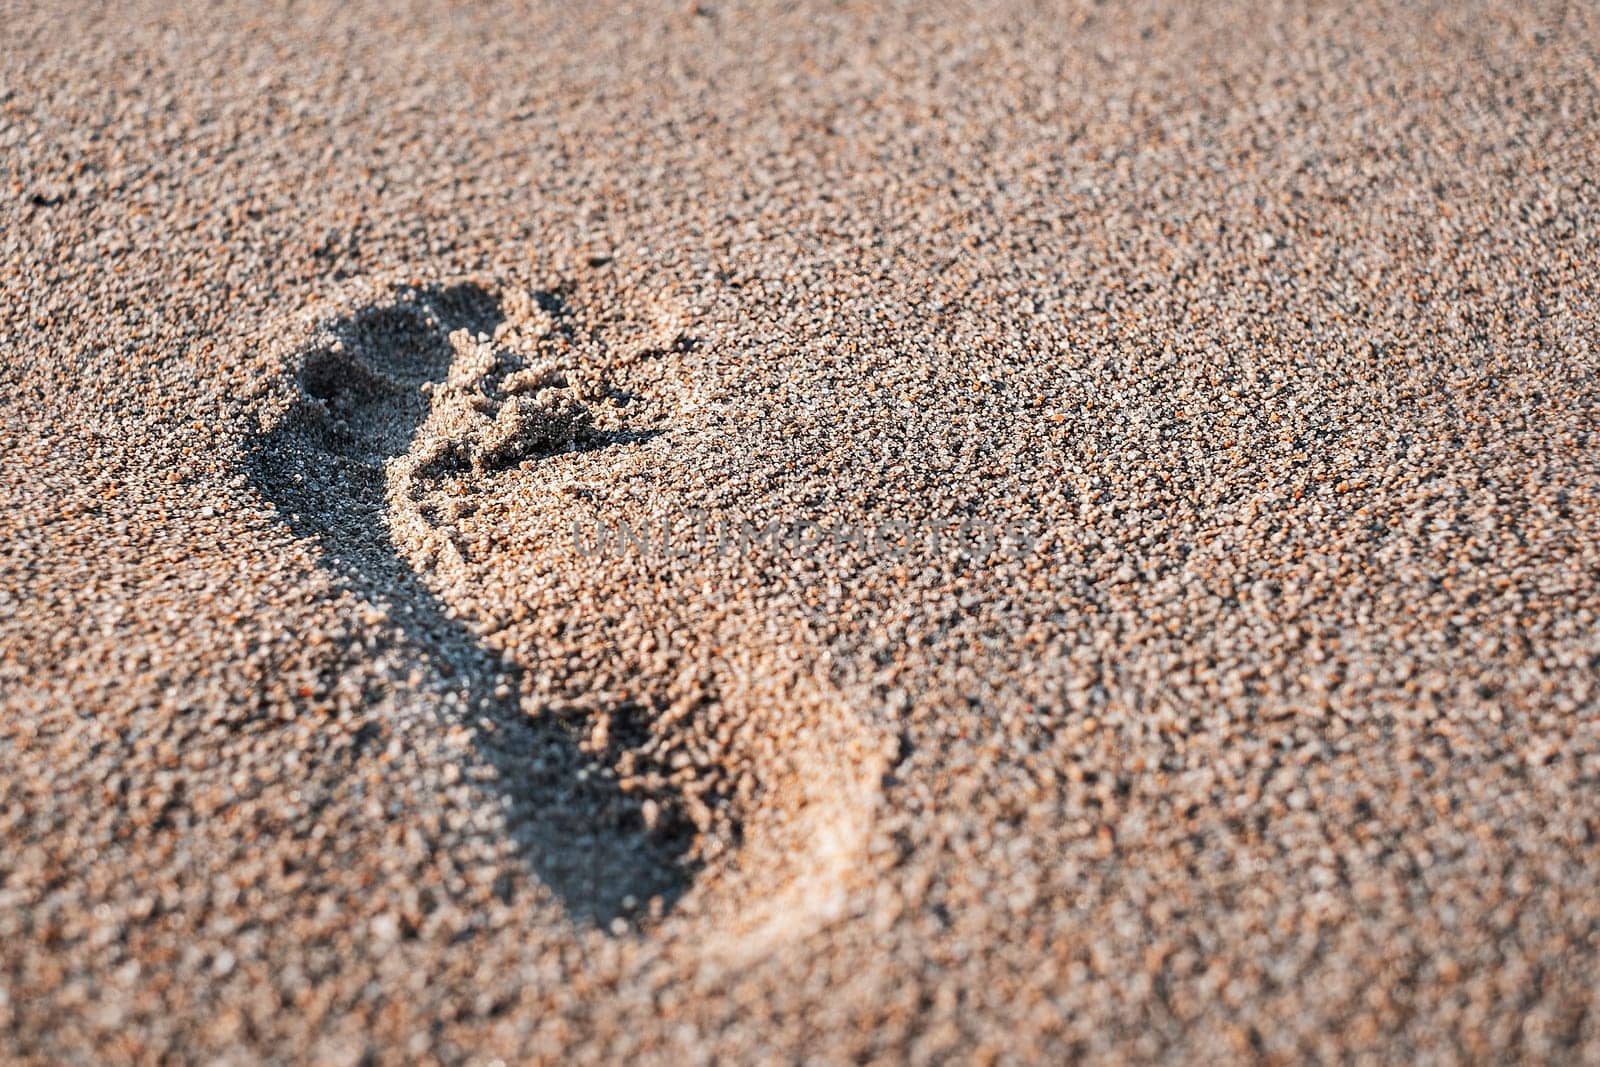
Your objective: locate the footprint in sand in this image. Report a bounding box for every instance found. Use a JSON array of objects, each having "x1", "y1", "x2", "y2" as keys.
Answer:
[{"x1": 247, "y1": 277, "x2": 889, "y2": 952}]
